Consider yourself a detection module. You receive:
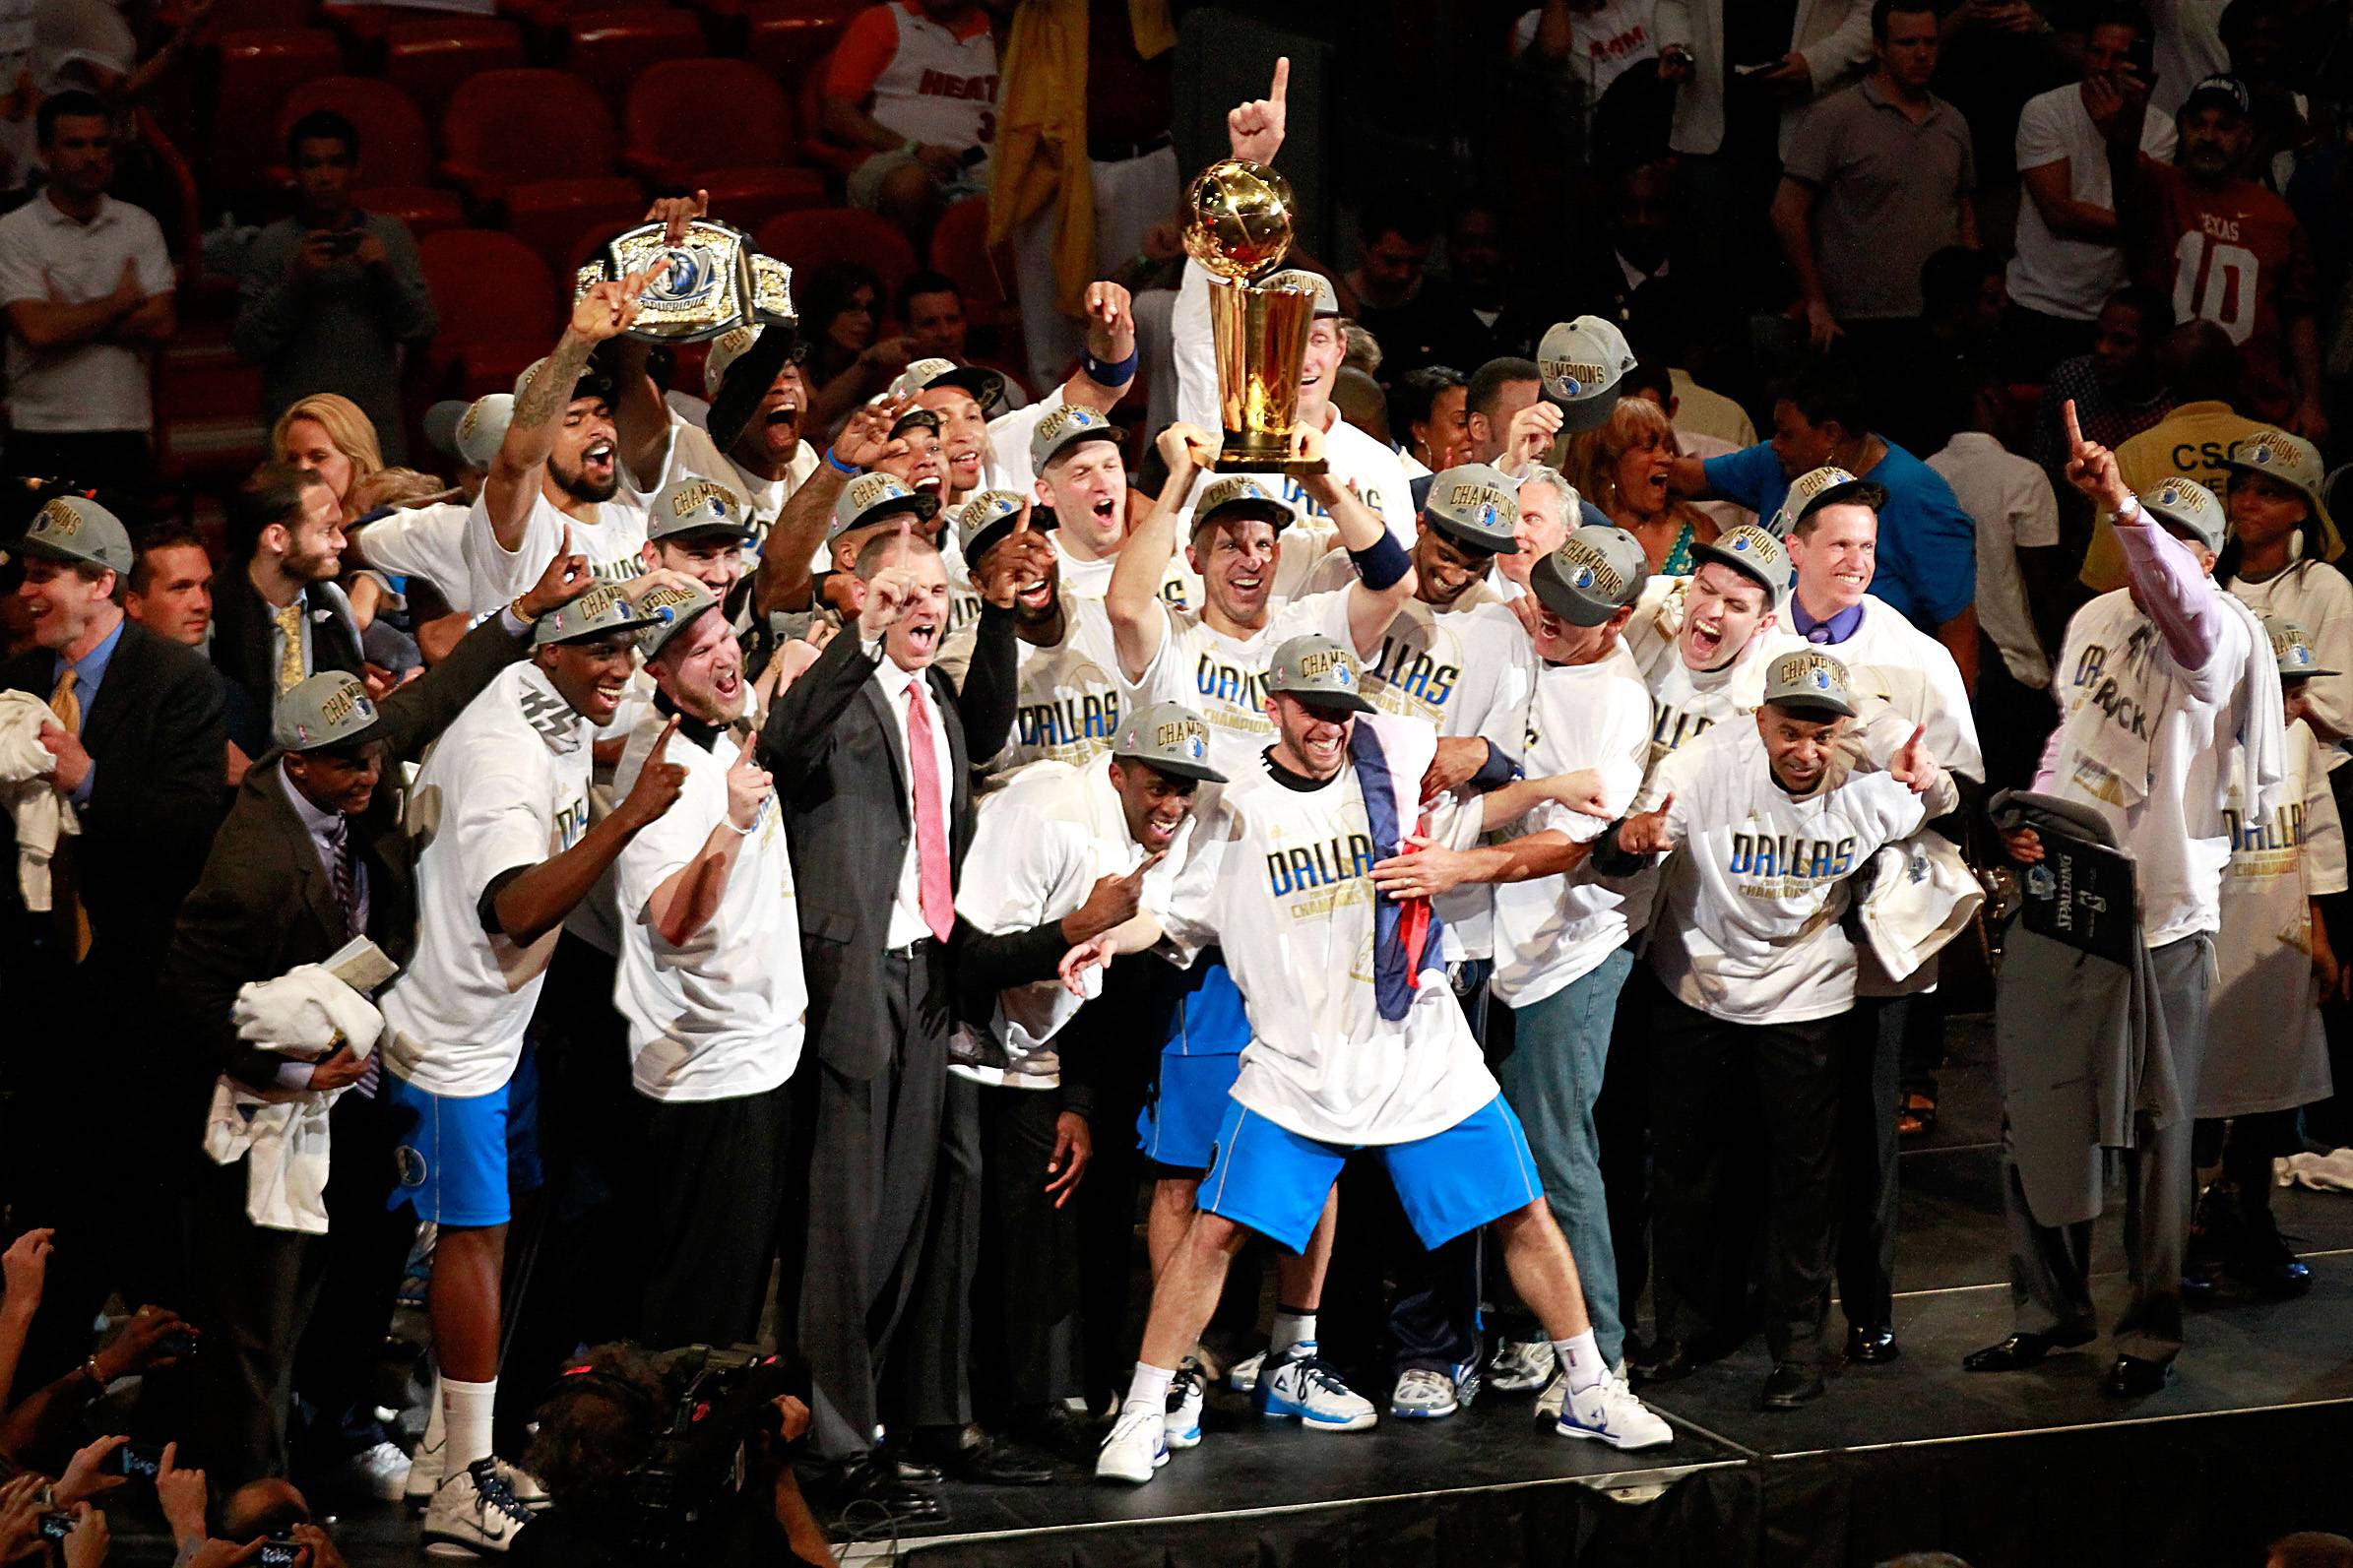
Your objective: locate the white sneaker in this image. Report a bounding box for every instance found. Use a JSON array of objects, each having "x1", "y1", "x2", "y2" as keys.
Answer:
[
  {"x1": 1095, "y1": 1407, "x2": 1169, "y2": 1483},
  {"x1": 1555, "y1": 1371, "x2": 1674, "y2": 1451},
  {"x1": 334, "y1": 1439, "x2": 413, "y2": 1503},
  {"x1": 1165, "y1": 1362, "x2": 1204, "y2": 1450},
  {"x1": 500, "y1": 1461, "x2": 549, "y2": 1511},
  {"x1": 1389, "y1": 1368, "x2": 1458, "y2": 1420},
  {"x1": 1534, "y1": 1367, "x2": 1565, "y2": 1422},
  {"x1": 1226, "y1": 1348, "x2": 1265, "y2": 1393},
  {"x1": 1254, "y1": 1344, "x2": 1376, "y2": 1432},
  {"x1": 1487, "y1": 1337, "x2": 1555, "y2": 1393},
  {"x1": 404, "y1": 1434, "x2": 443, "y2": 1513},
  {"x1": 421, "y1": 1459, "x2": 533, "y2": 1555}
]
